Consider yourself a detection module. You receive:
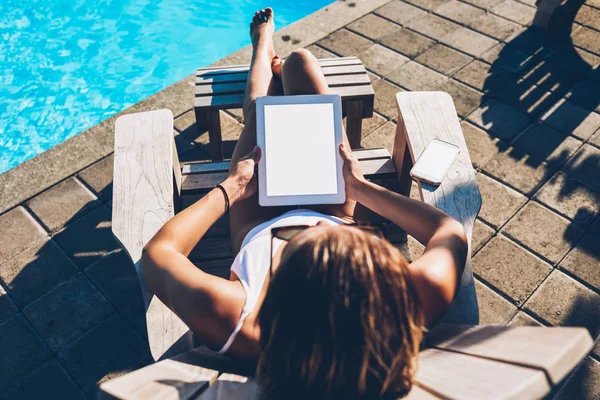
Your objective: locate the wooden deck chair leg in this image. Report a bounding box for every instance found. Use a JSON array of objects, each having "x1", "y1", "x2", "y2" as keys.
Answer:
[
  {"x1": 195, "y1": 109, "x2": 223, "y2": 161},
  {"x1": 395, "y1": 92, "x2": 482, "y2": 325},
  {"x1": 113, "y1": 110, "x2": 195, "y2": 361},
  {"x1": 345, "y1": 100, "x2": 363, "y2": 149},
  {"x1": 392, "y1": 119, "x2": 414, "y2": 198}
]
